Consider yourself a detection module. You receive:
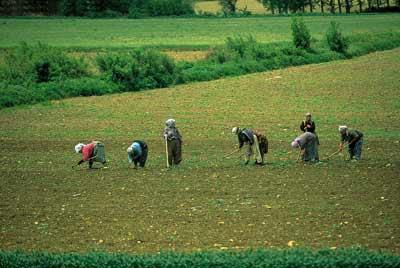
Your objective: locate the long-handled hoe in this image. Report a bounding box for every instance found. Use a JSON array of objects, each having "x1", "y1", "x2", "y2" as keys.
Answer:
[
  {"x1": 224, "y1": 148, "x2": 241, "y2": 158},
  {"x1": 165, "y1": 138, "x2": 170, "y2": 169}
]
